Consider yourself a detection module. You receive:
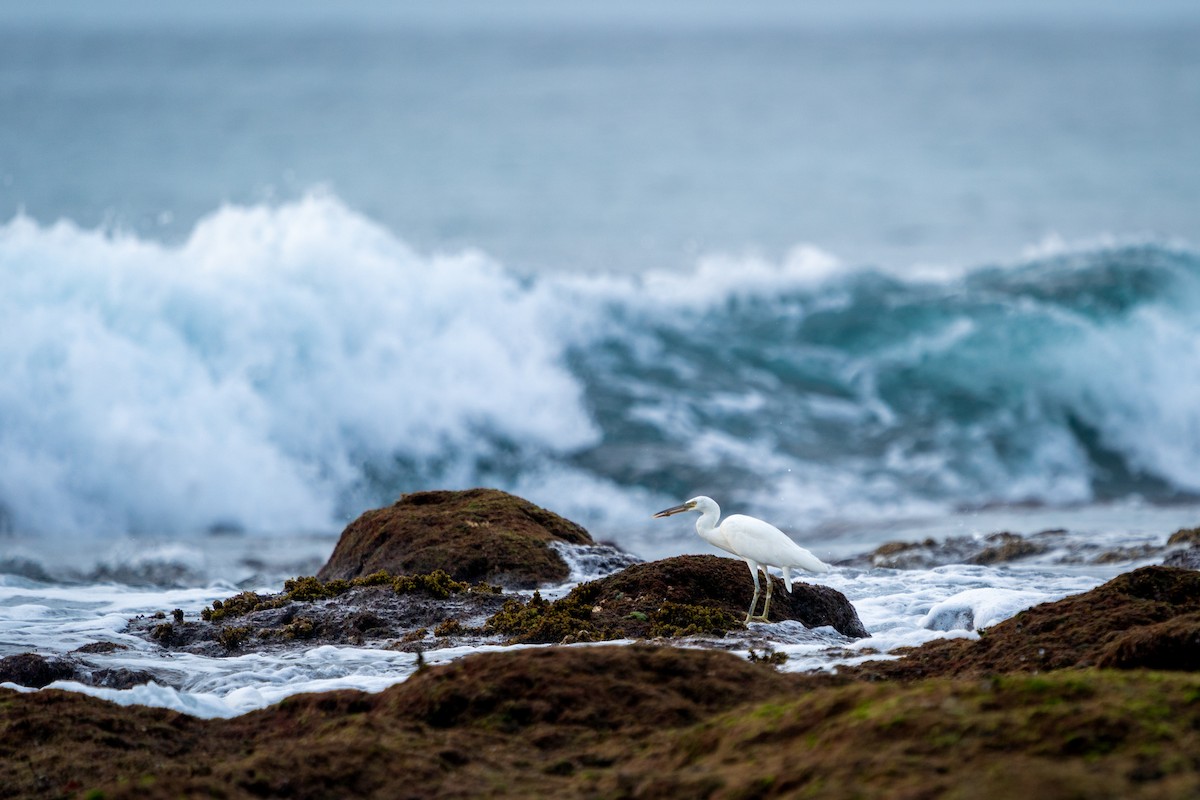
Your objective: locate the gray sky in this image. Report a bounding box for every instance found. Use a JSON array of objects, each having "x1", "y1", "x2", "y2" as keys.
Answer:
[{"x1": 3, "y1": 0, "x2": 1199, "y2": 29}]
